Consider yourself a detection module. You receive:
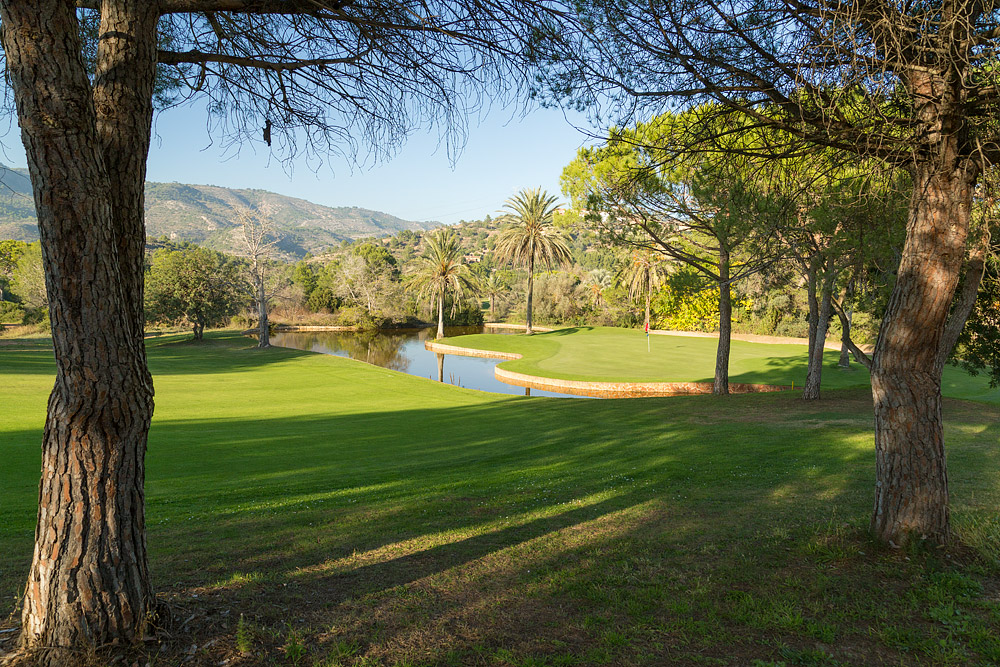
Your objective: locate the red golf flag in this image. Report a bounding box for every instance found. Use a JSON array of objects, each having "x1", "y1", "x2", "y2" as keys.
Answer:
[{"x1": 644, "y1": 321, "x2": 649, "y2": 334}]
